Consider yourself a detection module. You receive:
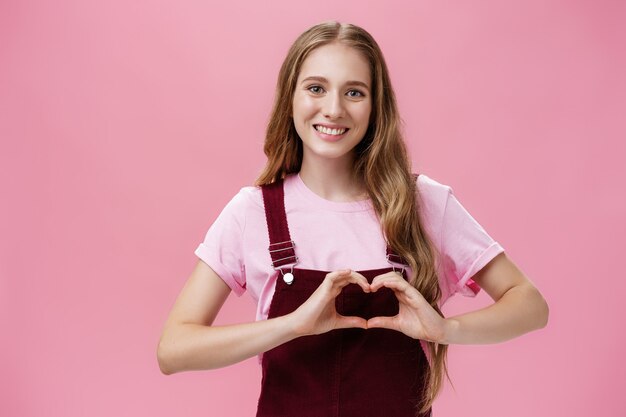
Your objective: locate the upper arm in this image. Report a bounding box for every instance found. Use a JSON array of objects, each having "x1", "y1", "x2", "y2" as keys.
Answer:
[
  {"x1": 471, "y1": 252, "x2": 536, "y2": 302},
  {"x1": 162, "y1": 259, "x2": 232, "y2": 330}
]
